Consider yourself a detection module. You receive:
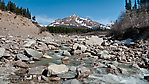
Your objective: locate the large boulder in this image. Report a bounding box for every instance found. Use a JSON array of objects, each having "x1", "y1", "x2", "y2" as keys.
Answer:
[
  {"x1": 16, "y1": 54, "x2": 29, "y2": 61},
  {"x1": 48, "y1": 64, "x2": 69, "y2": 75},
  {"x1": 28, "y1": 66, "x2": 46, "y2": 75},
  {"x1": 85, "y1": 36, "x2": 103, "y2": 46},
  {"x1": 23, "y1": 39, "x2": 36, "y2": 47},
  {"x1": 77, "y1": 66, "x2": 91, "y2": 78},
  {"x1": 24, "y1": 48, "x2": 43, "y2": 58},
  {"x1": 0, "y1": 48, "x2": 5, "y2": 57}
]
